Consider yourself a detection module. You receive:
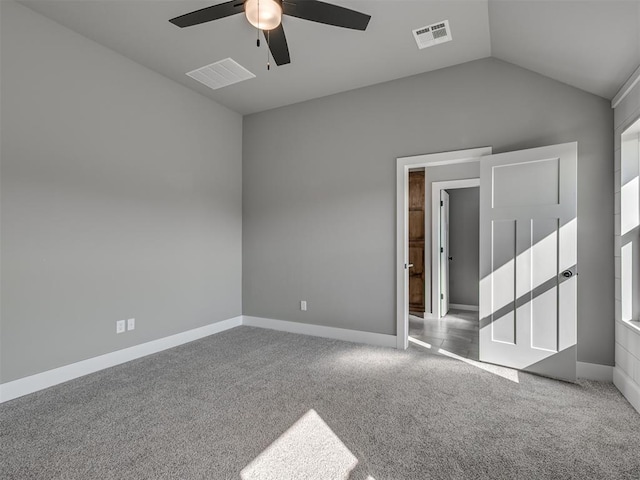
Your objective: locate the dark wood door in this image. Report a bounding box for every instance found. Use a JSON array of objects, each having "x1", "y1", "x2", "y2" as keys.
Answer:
[{"x1": 408, "y1": 170, "x2": 425, "y2": 315}]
